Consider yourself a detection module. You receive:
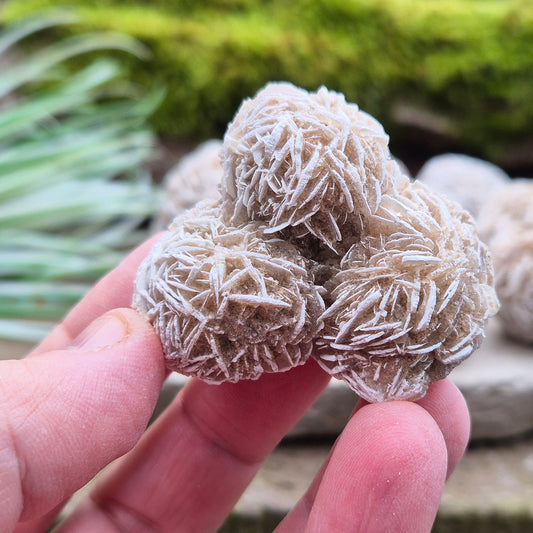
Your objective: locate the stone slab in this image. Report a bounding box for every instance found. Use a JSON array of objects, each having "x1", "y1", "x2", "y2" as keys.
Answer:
[
  {"x1": 150, "y1": 371, "x2": 359, "y2": 438},
  {"x1": 52, "y1": 436, "x2": 533, "y2": 532},
  {"x1": 450, "y1": 318, "x2": 533, "y2": 440},
  {"x1": 219, "y1": 437, "x2": 533, "y2": 532},
  {"x1": 0, "y1": 339, "x2": 35, "y2": 360}
]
